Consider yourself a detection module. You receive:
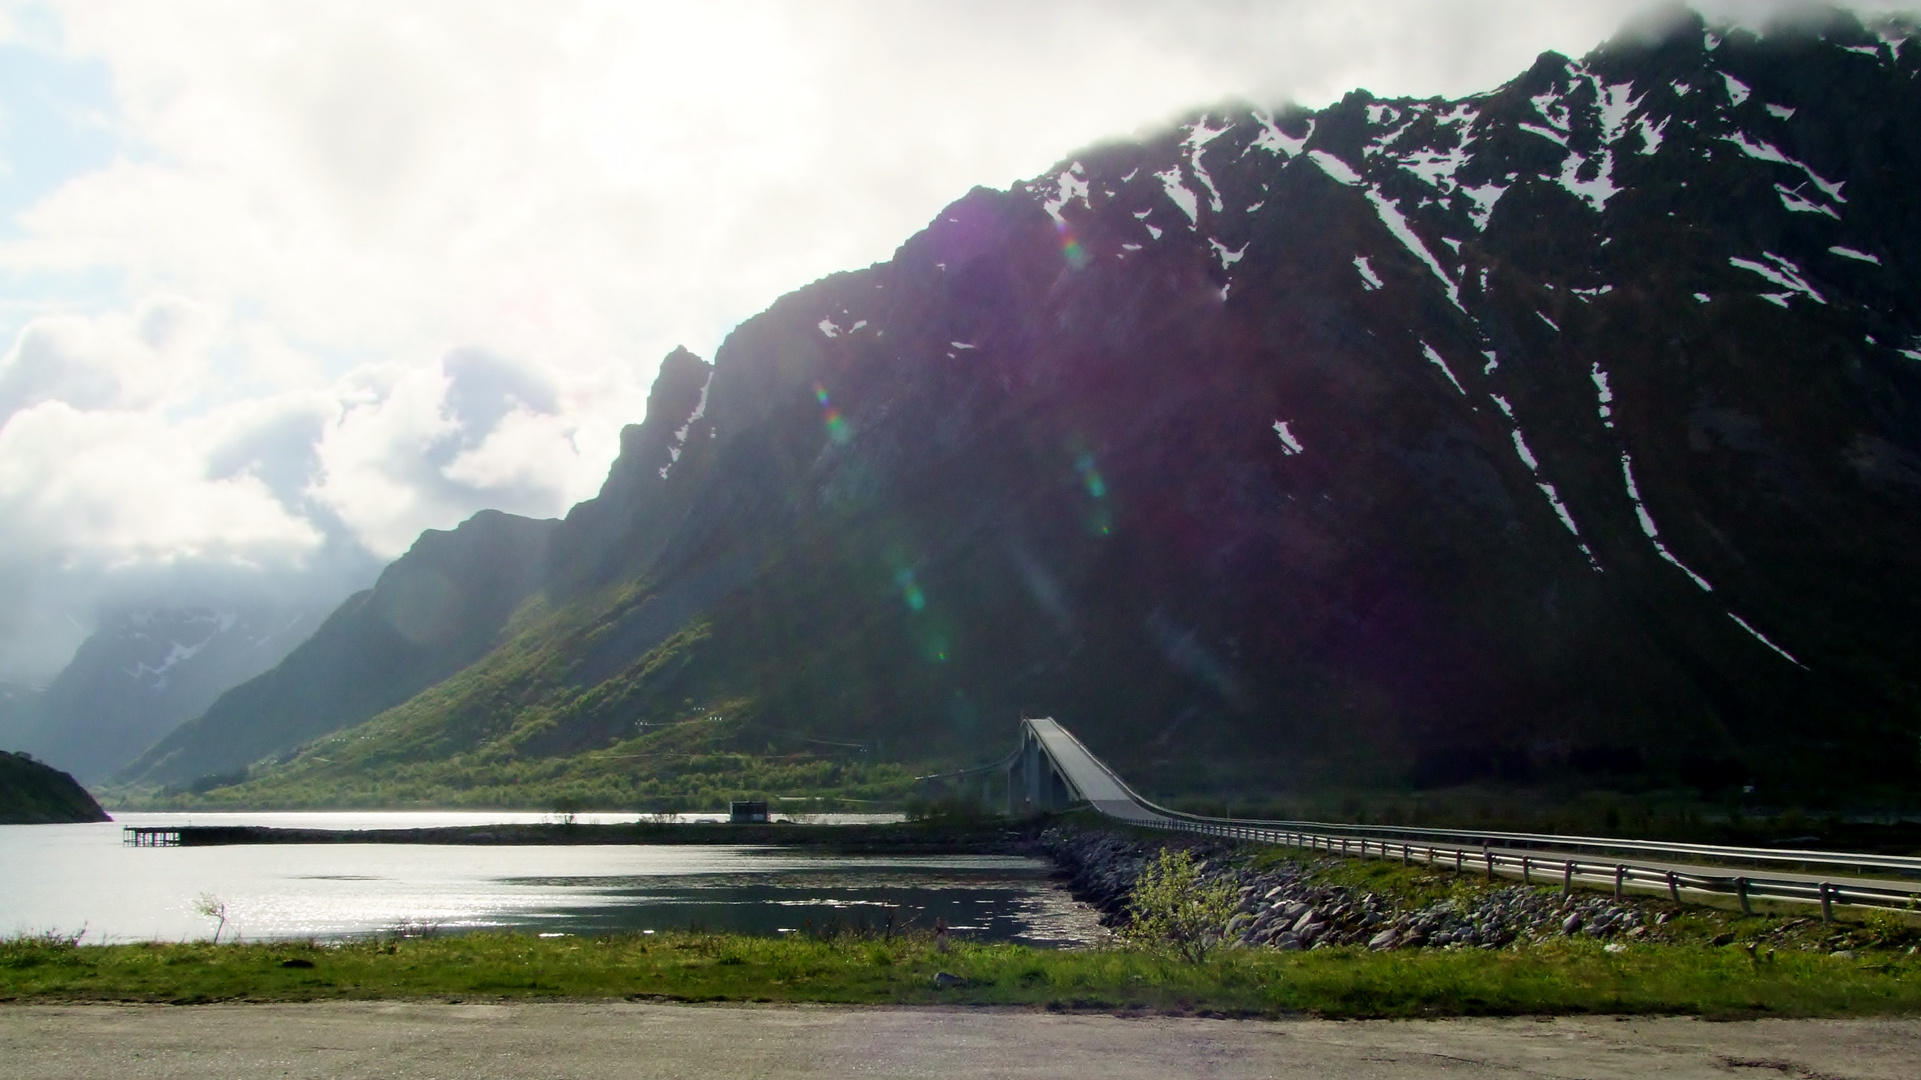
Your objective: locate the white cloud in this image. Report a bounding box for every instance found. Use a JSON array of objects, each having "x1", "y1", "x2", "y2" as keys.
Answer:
[
  {"x1": 0, "y1": 401, "x2": 323, "y2": 566},
  {"x1": 0, "y1": 295, "x2": 649, "y2": 679}
]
